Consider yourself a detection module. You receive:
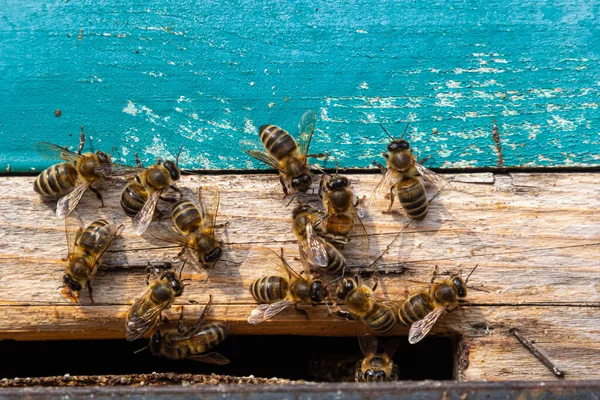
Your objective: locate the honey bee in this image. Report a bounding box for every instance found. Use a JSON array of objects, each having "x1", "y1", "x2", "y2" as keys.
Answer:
[
  {"x1": 336, "y1": 275, "x2": 396, "y2": 335},
  {"x1": 247, "y1": 248, "x2": 329, "y2": 324},
  {"x1": 149, "y1": 296, "x2": 230, "y2": 364},
  {"x1": 125, "y1": 262, "x2": 187, "y2": 341},
  {"x1": 100, "y1": 153, "x2": 182, "y2": 235},
  {"x1": 355, "y1": 336, "x2": 400, "y2": 382},
  {"x1": 240, "y1": 110, "x2": 325, "y2": 195},
  {"x1": 398, "y1": 266, "x2": 475, "y2": 344},
  {"x1": 292, "y1": 204, "x2": 347, "y2": 274},
  {"x1": 63, "y1": 215, "x2": 123, "y2": 302},
  {"x1": 319, "y1": 171, "x2": 369, "y2": 251},
  {"x1": 368, "y1": 124, "x2": 445, "y2": 220},
  {"x1": 151, "y1": 185, "x2": 223, "y2": 270},
  {"x1": 34, "y1": 128, "x2": 111, "y2": 218}
]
